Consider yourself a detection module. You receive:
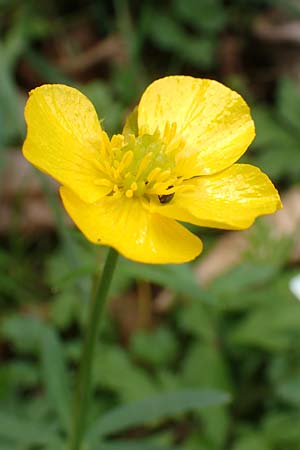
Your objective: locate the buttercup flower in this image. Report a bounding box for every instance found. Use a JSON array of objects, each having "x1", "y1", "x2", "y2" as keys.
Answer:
[{"x1": 23, "y1": 76, "x2": 281, "y2": 263}]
